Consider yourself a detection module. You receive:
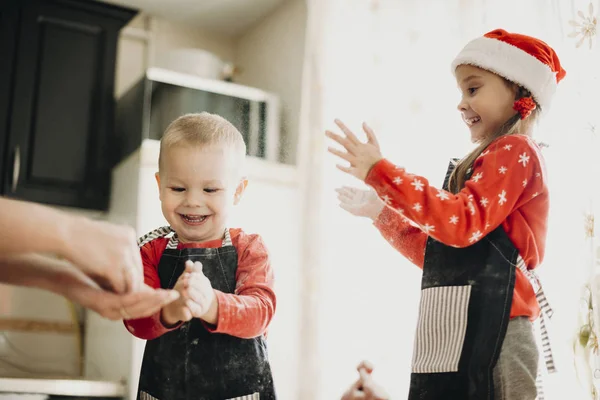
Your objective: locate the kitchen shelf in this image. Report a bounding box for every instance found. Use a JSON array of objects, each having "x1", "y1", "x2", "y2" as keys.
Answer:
[{"x1": 0, "y1": 377, "x2": 125, "y2": 397}]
